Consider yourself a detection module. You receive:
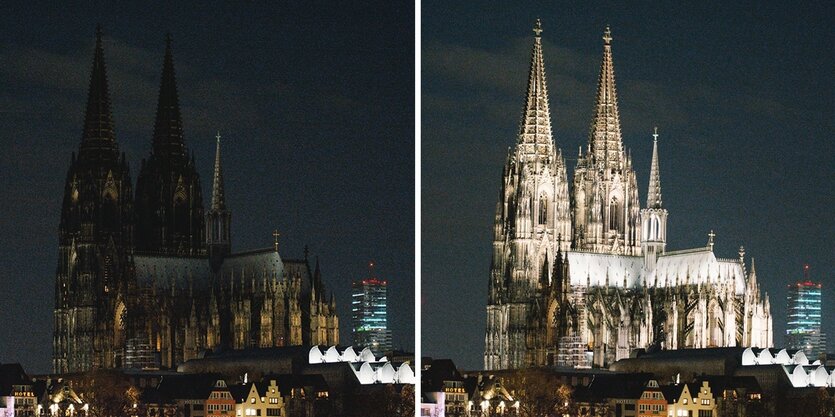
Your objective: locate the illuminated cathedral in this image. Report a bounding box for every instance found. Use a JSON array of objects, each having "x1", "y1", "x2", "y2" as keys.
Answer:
[
  {"x1": 53, "y1": 27, "x2": 338, "y2": 373},
  {"x1": 483, "y1": 21, "x2": 772, "y2": 370}
]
